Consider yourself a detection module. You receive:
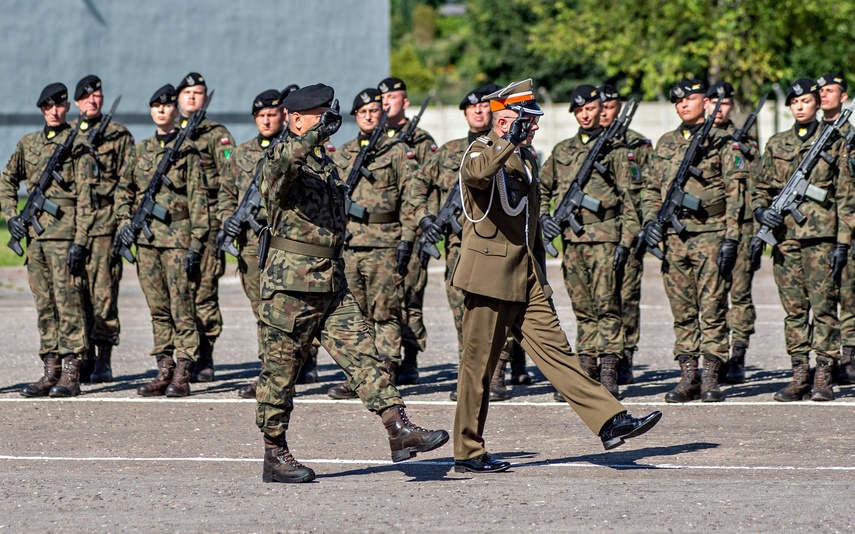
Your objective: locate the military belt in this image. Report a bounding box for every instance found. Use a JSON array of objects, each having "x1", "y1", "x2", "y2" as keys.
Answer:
[
  {"x1": 679, "y1": 200, "x2": 726, "y2": 220},
  {"x1": 364, "y1": 211, "x2": 398, "y2": 224},
  {"x1": 49, "y1": 198, "x2": 76, "y2": 207},
  {"x1": 269, "y1": 235, "x2": 343, "y2": 259},
  {"x1": 581, "y1": 207, "x2": 618, "y2": 224},
  {"x1": 169, "y1": 209, "x2": 190, "y2": 223}
]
